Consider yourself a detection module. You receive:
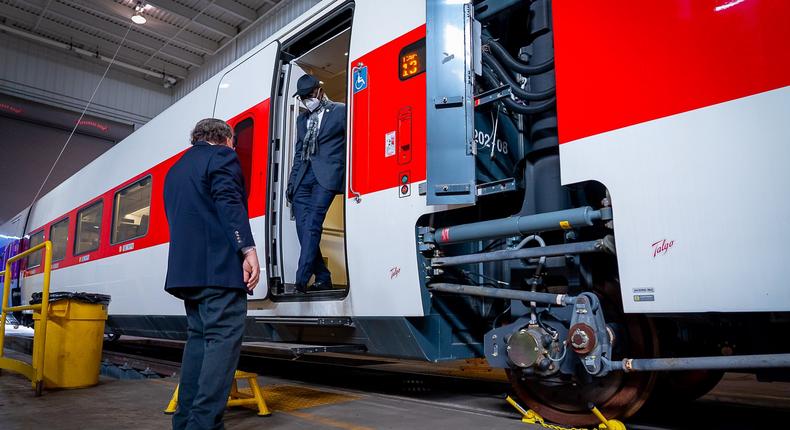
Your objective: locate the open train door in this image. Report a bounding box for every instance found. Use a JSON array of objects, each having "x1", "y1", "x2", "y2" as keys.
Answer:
[
  {"x1": 267, "y1": 9, "x2": 353, "y2": 300},
  {"x1": 213, "y1": 41, "x2": 280, "y2": 300}
]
